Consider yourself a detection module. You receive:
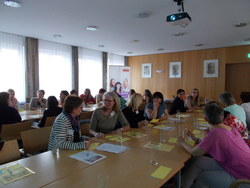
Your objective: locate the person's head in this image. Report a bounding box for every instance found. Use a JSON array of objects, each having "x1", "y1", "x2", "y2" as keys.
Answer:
[
  {"x1": 110, "y1": 78, "x2": 115, "y2": 87},
  {"x1": 123, "y1": 78, "x2": 128, "y2": 88},
  {"x1": 60, "y1": 90, "x2": 69, "y2": 102},
  {"x1": 0, "y1": 92, "x2": 10, "y2": 106},
  {"x1": 99, "y1": 88, "x2": 106, "y2": 94},
  {"x1": 63, "y1": 96, "x2": 83, "y2": 116},
  {"x1": 126, "y1": 93, "x2": 143, "y2": 110},
  {"x1": 70, "y1": 89, "x2": 78, "y2": 96},
  {"x1": 103, "y1": 91, "x2": 120, "y2": 112},
  {"x1": 84, "y1": 88, "x2": 91, "y2": 96},
  {"x1": 191, "y1": 88, "x2": 199, "y2": 101},
  {"x1": 203, "y1": 103, "x2": 224, "y2": 125},
  {"x1": 219, "y1": 91, "x2": 235, "y2": 106},
  {"x1": 240, "y1": 91, "x2": 250, "y2": 103},
  {"x1": 115, "y1": 82, "x2": 122, "y2": 92},
  {"x1": 130, "y1": 89, "x2": 135, "y2": 96},
  {"x1": 207, "y1": 63, "x2": 215, "y2": 74},
  {"x1": 37, "y1": 89, "x2": 45, "y2": 99},
  {"x1": 47, "y1": 96, "x2": 59, "y2": 109},
  {"x1": 144, "y1": 89, "x2": 152, "y2": 102},
  {"x1": 177, "y1": 89, "x2": 185, "y2": 99},
  {"x1": 7, "y1": 89, "x2": 15, "y2": 99},
  {"x1": 152, "y1": 92, "x2": 164, "y2": 104}
]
